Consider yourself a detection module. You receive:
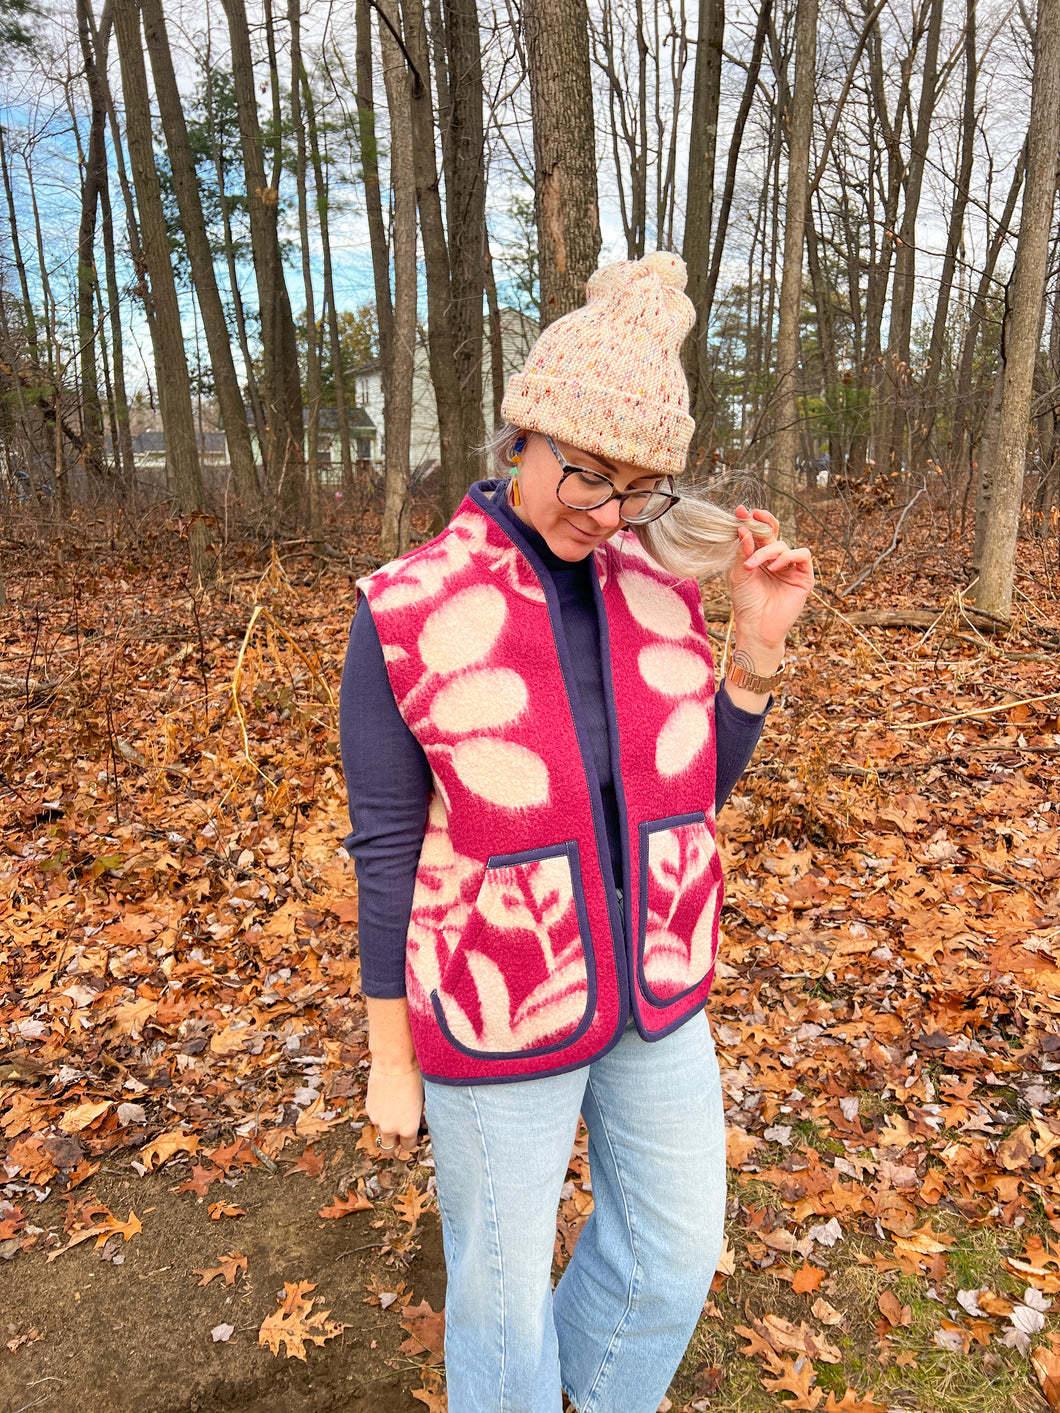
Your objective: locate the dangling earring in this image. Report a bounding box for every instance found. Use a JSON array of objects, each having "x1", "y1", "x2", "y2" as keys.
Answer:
[{"x1": 509, "y1": 437, "x2": 525, "y2": 506}]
